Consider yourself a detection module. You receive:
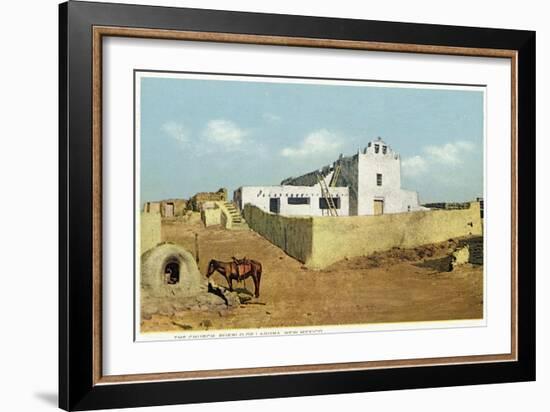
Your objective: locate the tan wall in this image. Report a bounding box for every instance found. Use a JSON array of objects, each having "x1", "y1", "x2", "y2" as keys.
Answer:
[
  {"x1": 188, "y1": 189, "x2": 227, "y2": 211},
  {"x1": 140, "y1": 212, "x2": 162, "y2": 254},
  {"x1": 310, "y1": 202, "x2": 482, "y2": 268},
  {"x1": 201, "y1": 207, "x2": 221, "y2": 227},
  {"x1": 243, "y1": 205, "x2": 314, "y2": 263},
  {"x1": 165, "y1": 199, "x2": 187, "y2": 217},
  {"x1": 160, "y1": 199, "x2": 187, "y2": 217},
  {"x1": 144, "y1": 199, "x2": 187, "y2": 216},
  {"x1": 245, "y1": 203, "x2": 482, "y2": 269},
  {"x1": 144, "y1": 202, "x2": 161, "y2": 214}
]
